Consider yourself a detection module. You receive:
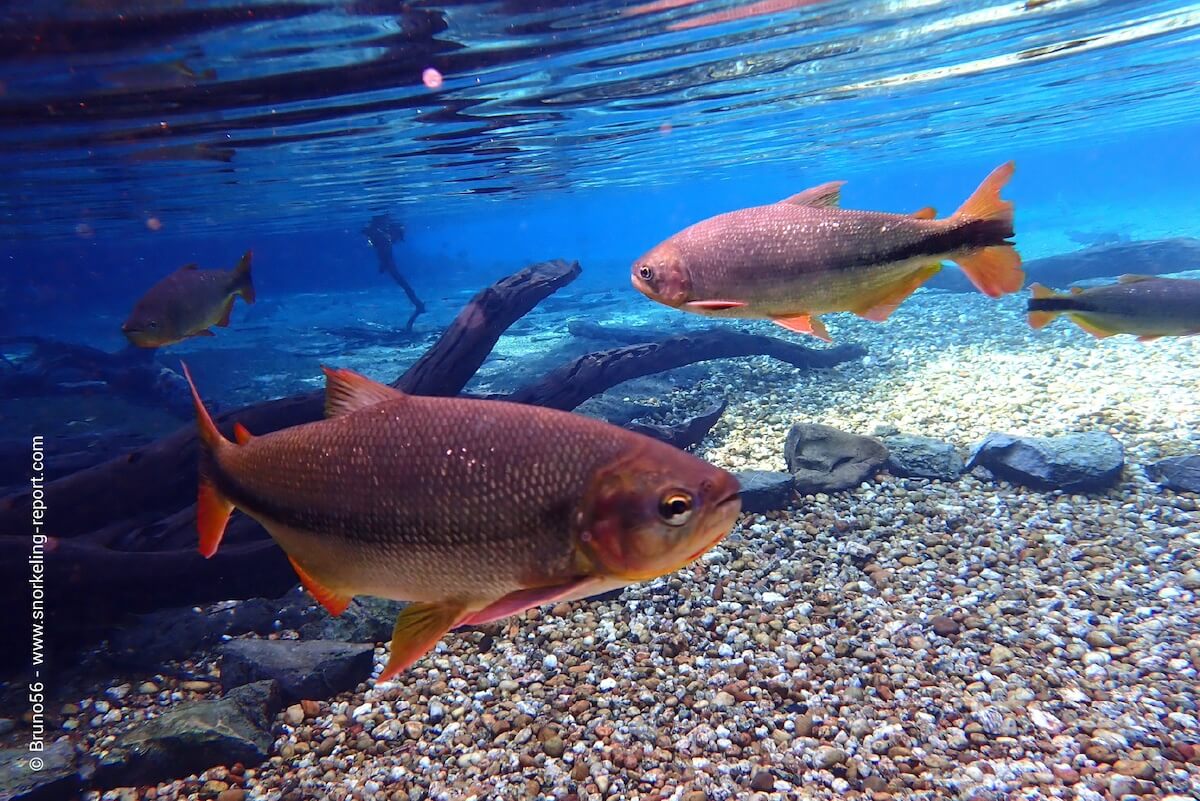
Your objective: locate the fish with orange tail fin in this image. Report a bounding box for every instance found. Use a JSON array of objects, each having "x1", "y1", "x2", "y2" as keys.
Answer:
[
  {"x1": 1027, "y1": 276, "x2": 1200, "y2": 341},
  {"x1": 180, "y1": 363, "x2": 741, "y2": 682},
  {"x1": 632, "y1": 163, "x2": 1024, "y2": 341},
  {"x1": 123, "y1": 251, "x2": 254, "y2": 347}
]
